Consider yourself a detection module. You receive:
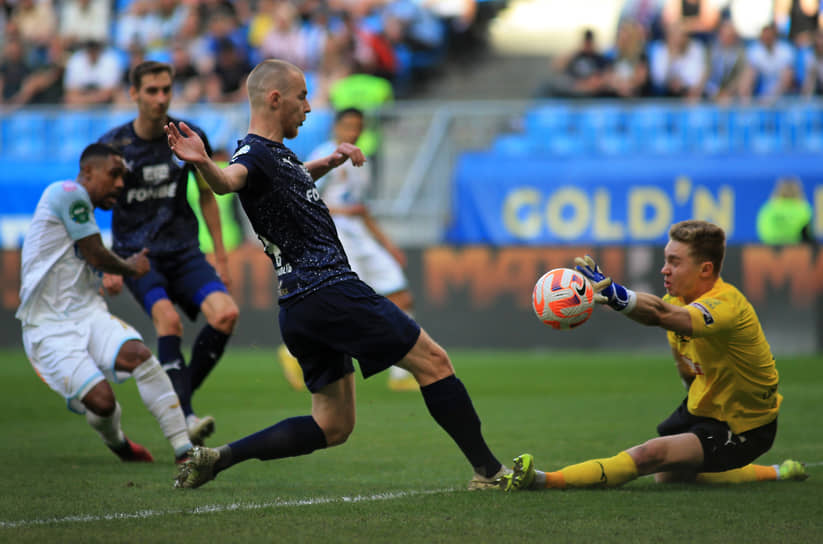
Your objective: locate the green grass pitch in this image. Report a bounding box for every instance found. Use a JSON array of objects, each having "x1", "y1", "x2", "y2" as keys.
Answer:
[{"x1": 1, "y1": 347, "x2": 821, "y2": 543}]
